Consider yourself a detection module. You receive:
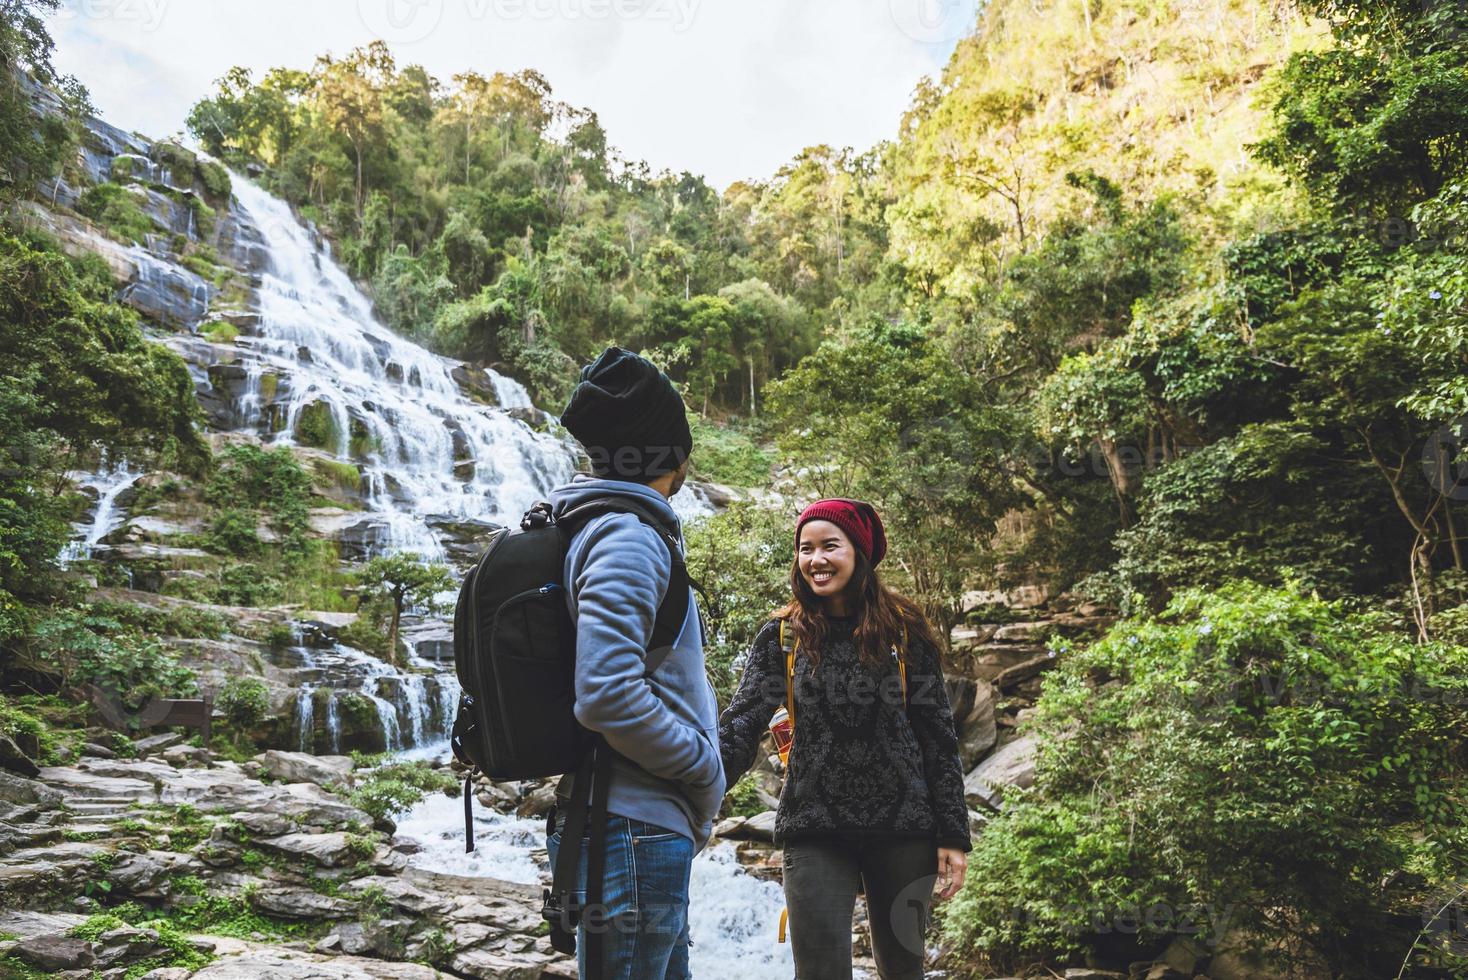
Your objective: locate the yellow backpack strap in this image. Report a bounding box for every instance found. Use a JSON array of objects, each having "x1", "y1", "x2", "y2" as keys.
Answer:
[
  {"x1": 895, "y1": 625, "x2": 908, "y2": 713},
  {"x1": 778, "y1": 906, "x2": 789, "y2": 943}
]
